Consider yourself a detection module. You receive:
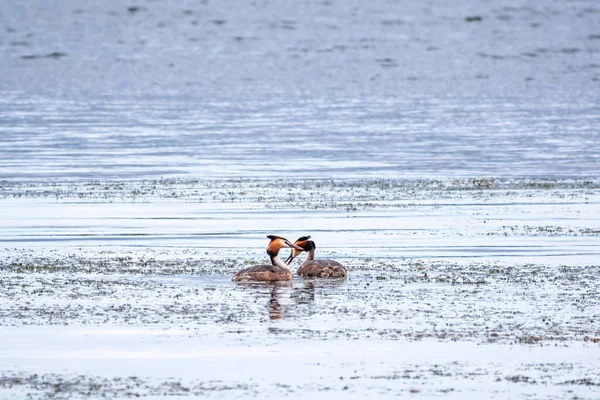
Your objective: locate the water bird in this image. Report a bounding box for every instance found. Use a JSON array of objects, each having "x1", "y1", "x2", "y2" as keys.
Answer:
[
  {"x1": 286, "y1": 236, "x2": 347, "y2": 278},
  {"x1": 232, "y1": 235, "x2": 304, "y2": 282}
]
